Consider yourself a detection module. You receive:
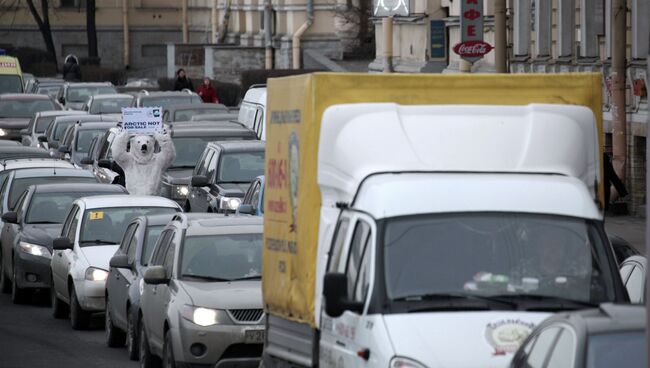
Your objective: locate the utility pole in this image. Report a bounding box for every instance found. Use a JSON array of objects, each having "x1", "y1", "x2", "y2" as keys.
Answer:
[
  {"x1": 494, "y1": 0, "x2": 507, "y2": 73},
  {"x1": 611, "y1": 0, "x2": 627, "y2": 181},
  {"x1": 182, "y1": 0, "x2": 189, "y2": 43}
]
